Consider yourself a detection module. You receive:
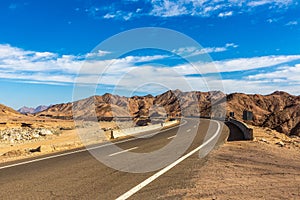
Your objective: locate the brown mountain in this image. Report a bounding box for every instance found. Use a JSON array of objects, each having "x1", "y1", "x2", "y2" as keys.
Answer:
[
  {"x1": 36, "y1": 90, "x2": 300, "y2": 136},
  {"x1": 17, "y1": 106, "x2": 35, "y2": 114},
  {"x1": 0, "y1": 104, "x2": 21, "y2": 117},
  {"x1": 225, "y1": 91, "x2": 300, "y2": 136},
  {"x1": 37, "y1": 90, "x2": 226, "y2": 120}
]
